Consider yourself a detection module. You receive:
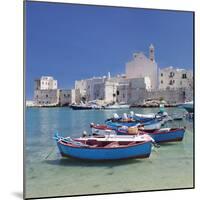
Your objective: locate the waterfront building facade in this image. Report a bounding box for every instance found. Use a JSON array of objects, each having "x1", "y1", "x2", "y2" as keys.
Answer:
[
  {"x1": 116, "y1": 77, "x2": 151, "y2": 104},
  {"x1": 74, "y1": 74, "x2": 152, "y2": 104},
  {"x1": 34, "y1": 76, "x2": 78, "y2": 106},
  {"x1": 35, "y1": 76, "x2": 57, "y2": 90},
  {"x1": 125, "y1": 44, "x2": 158, "y2": 90},
  {"x1": 75, "y1": 74, "x2": 129, "y2": 104},
  {"x1": 30, "y1": 45, "x2": 193, "y2": 106},
  {"x1": 159, "y1": 66, "x2": 193, "y2": 90},
  {"x1": 34, "y1": 89, "x2": 59, "y2": 105},
  {"x1": 59, "y1": 89, "x2": 76, "y2": 106}
]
